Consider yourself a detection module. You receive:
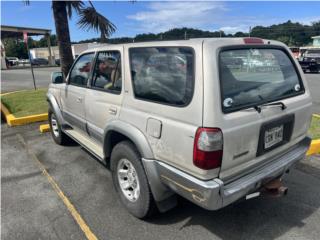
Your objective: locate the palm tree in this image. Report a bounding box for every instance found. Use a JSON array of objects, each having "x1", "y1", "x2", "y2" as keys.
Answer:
[{"x1": 24, "y1": 1, "x2": 116, "y2": 78}]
